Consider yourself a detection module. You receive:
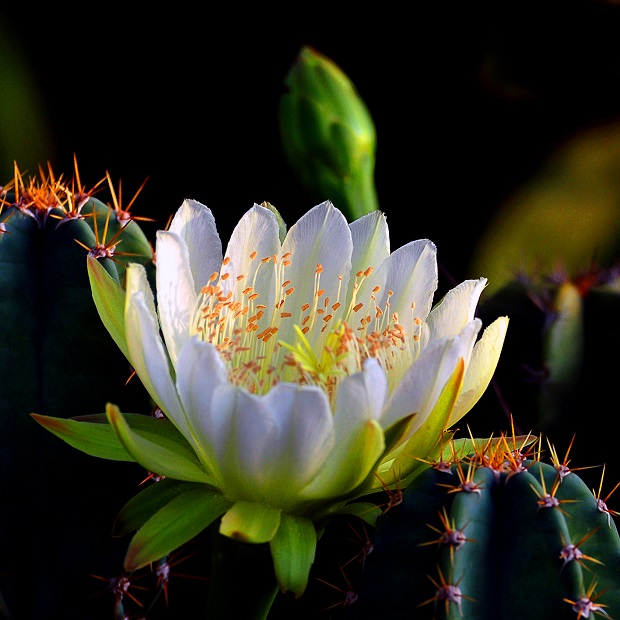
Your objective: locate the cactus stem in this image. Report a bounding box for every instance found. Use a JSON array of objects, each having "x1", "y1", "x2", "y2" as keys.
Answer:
[{"x1": 75, "y1": 204, "x2": 142, "y2": 264}]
